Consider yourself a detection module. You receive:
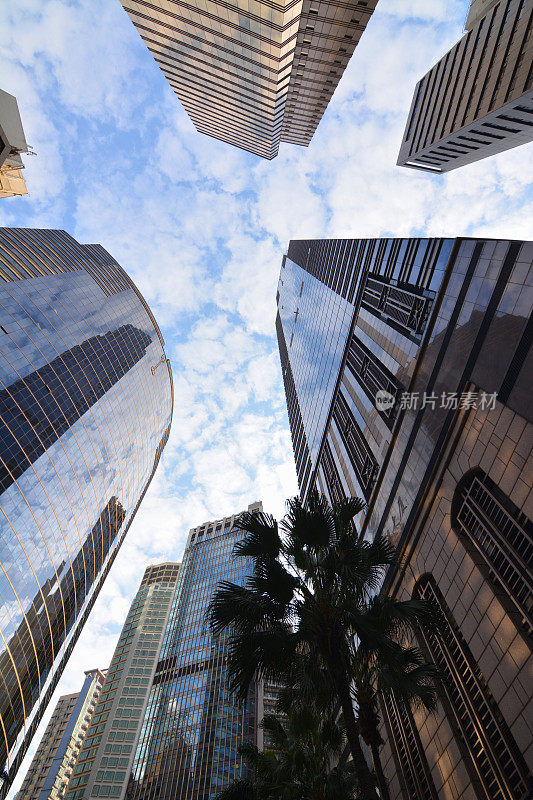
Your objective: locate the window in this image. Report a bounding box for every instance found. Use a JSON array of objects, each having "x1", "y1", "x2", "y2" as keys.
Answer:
[
  {"x1": 451, "y1": 468, "x2": 532, "y2": 638},
  {"x1": 382, "y1": 692, "x2": 438, "y2": 800},
  {"x1": 414, "y1": 575, "x2": 530, "y2": 800}
]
